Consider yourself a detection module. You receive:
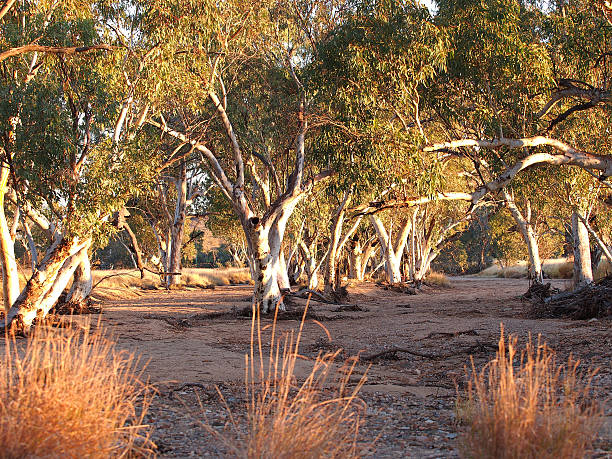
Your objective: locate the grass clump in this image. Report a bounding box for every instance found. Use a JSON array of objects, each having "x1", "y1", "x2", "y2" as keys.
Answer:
[
  {"x1": 425, "y1": 271, "x2": 451, "y2": 287},
  {"x1": 0, "y1": 321, "x2": 153, "y2": 458},
  {"x1": 457, "y1": 327, "x2": 601, "y2": 459},
  {"x1": 219, "y1": 302, "x2": 369, "y2": 458}
]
